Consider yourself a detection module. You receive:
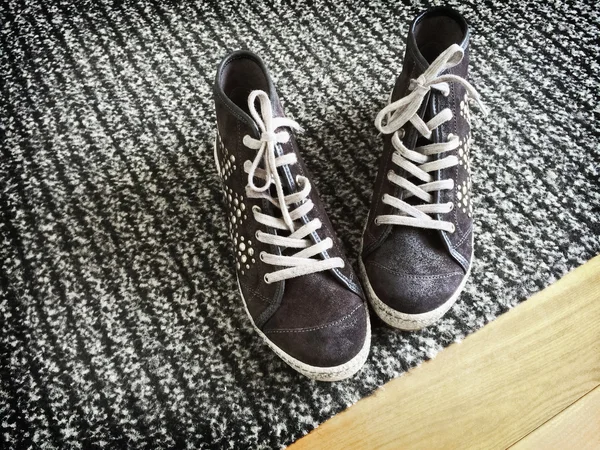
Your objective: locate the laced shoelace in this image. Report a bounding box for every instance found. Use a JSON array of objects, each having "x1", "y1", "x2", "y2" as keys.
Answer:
[
  {"x1": 242, "y1": 90, "x2": 344, "y2": 284},
  {"x1": 373, "y1": 44, "x2": 487, "y2": 233}
]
